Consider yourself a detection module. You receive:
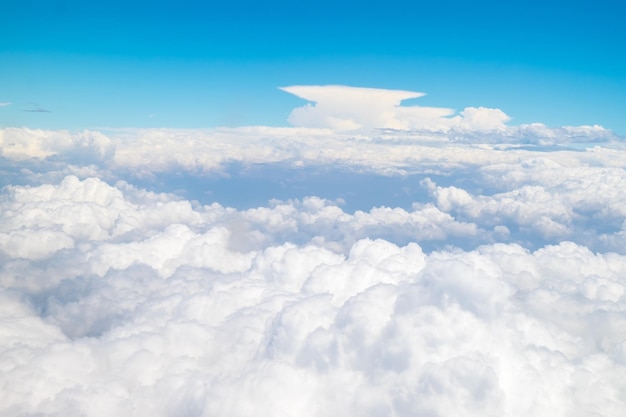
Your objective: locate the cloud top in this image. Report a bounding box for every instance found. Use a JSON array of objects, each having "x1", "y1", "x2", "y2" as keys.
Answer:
[
  {"x1": 281, "y1": 85, "x2": 511, "y2": 132},
  {"x1": 1, "y1": 85, "x2": 626, "y2": 416},
  {"x1": 1, "y1": 176, "x2": 626, "y2": 416}
]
